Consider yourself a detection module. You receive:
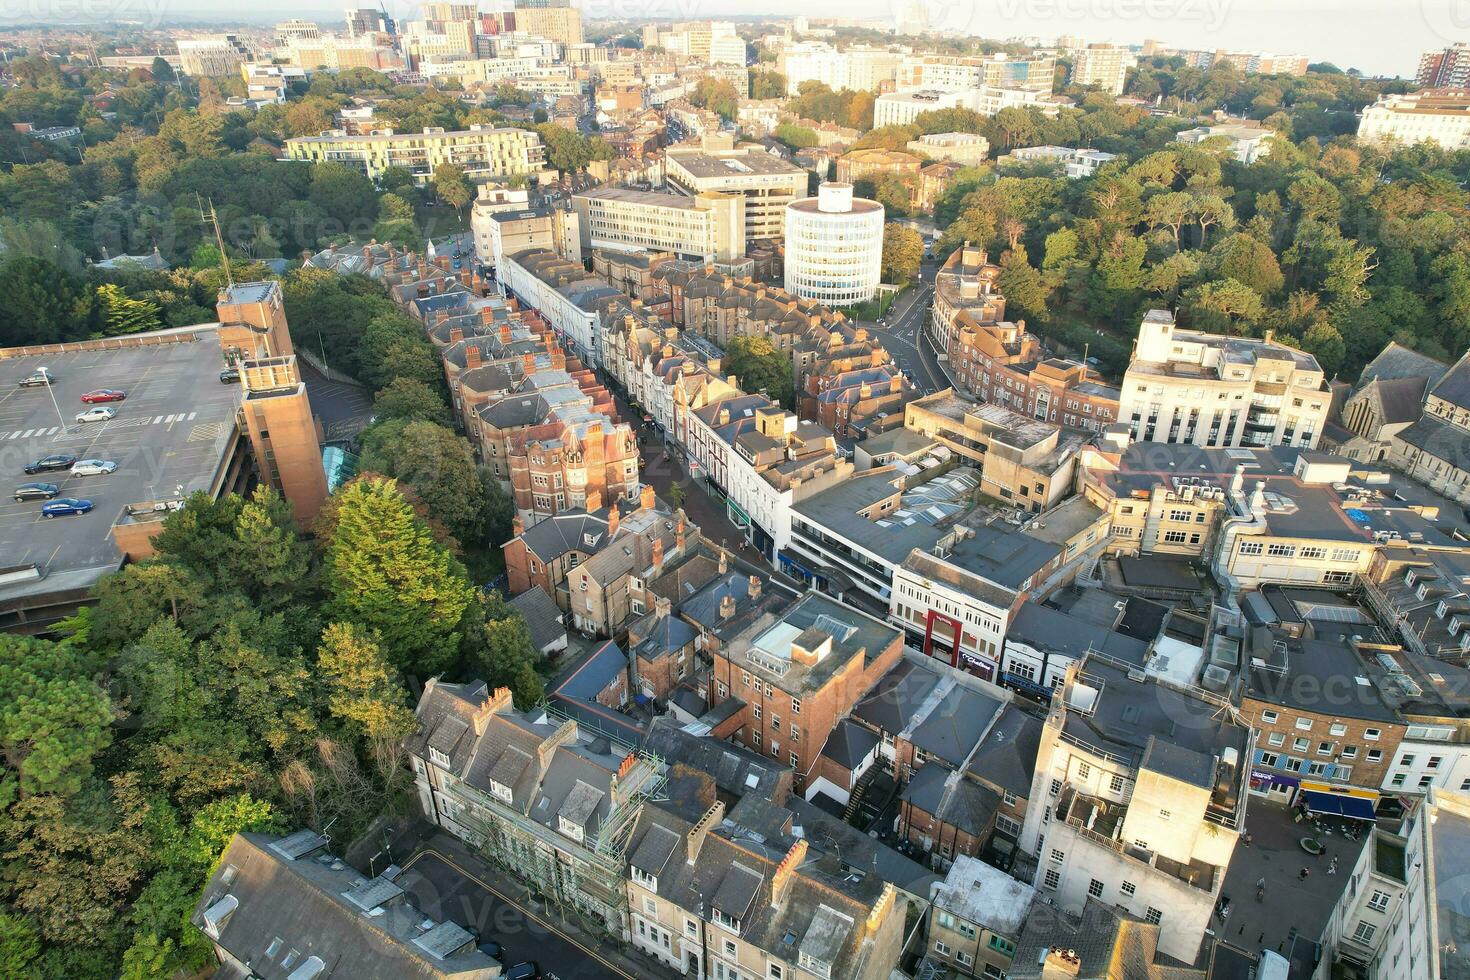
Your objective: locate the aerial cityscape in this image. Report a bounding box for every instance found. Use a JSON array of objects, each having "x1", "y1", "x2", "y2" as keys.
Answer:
[{"x1": 2, "y1": 7, "x2": 1470, "y2": 980}]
